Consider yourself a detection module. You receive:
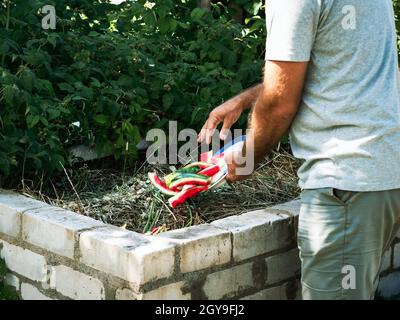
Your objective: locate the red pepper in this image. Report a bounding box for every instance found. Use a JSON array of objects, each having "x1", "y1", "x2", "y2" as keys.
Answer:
[
  {"x1": 198, "y1": 164, "x2": 220, "y2": 177},
  {"x1": 168, "y1": 185, "x2": 208, "y2": 208}
]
